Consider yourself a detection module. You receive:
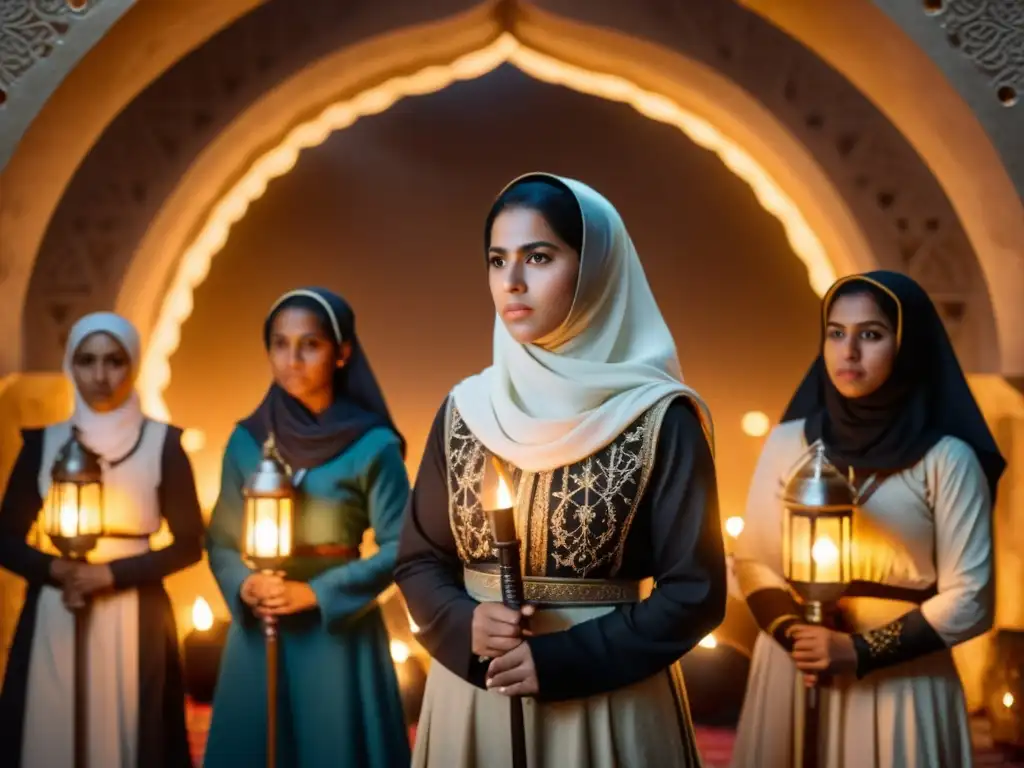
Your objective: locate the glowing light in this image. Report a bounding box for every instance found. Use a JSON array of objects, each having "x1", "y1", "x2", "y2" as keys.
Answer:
[
  {"x1": 496, "y1": 473, "x2": 513, "y2": 509},
  {"x1": 725, "y1": 516, "x2": 745, "y2": 538},
  {"x1": 181, "y1": 428, "x2": 206, "y2": 453},
  {"x1": 1003, "y1": 692, "x2": 1015, "y2": 709},
  {"x1": 407, "y1": 610, "x2": 419, "y2": 634},
  {"x1": 192, "y1": 597, "x2": 214, "y2": 632},
  {"x1": 390, "y1": 639, "x2": 411, "y2": 664},
  {"x1": 253, "y1": 517, "x2": 282, "y2": 559},
  {"x1": 812, "y1": 536, "x2": 839, "y2": 568},
  {"x1": 135, "y1": 32, "x2": 834, "y2": 423},
  {"x1": 741, "y1": 411, "x2": 771, "y2": 438},
  {"x1": 698, "y1": 634, "x2": 718, "y2": 649}
]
